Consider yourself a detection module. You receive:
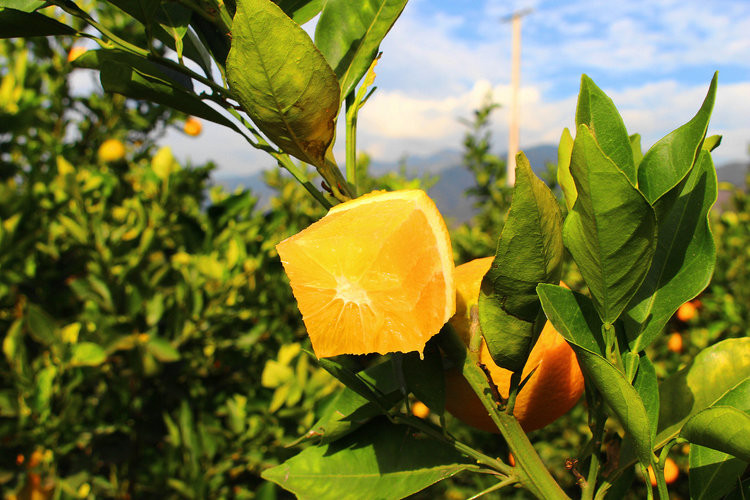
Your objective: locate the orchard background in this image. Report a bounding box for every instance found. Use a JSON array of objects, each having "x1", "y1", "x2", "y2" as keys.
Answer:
[{"x1": 1, "y1": 1, "x2": 749, "y2": 499}]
